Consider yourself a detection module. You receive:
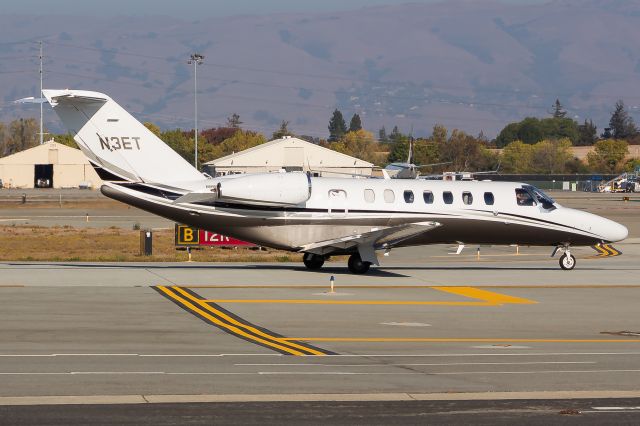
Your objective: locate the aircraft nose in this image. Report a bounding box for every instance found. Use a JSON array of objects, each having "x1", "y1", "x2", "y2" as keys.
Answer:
[{"x1": 603, "y1": 221, "x2": 628, "y2": 243}]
